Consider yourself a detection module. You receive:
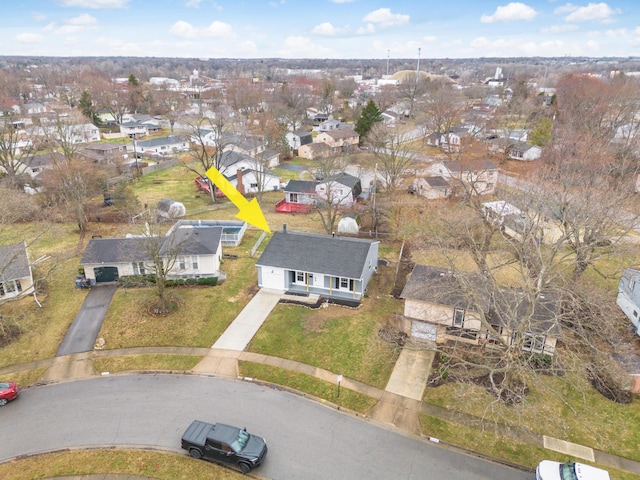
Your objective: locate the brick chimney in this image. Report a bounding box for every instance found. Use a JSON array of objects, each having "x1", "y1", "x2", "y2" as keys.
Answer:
[{"x1": 236, "y1": 169, "x2": 245, "y2": 195}]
